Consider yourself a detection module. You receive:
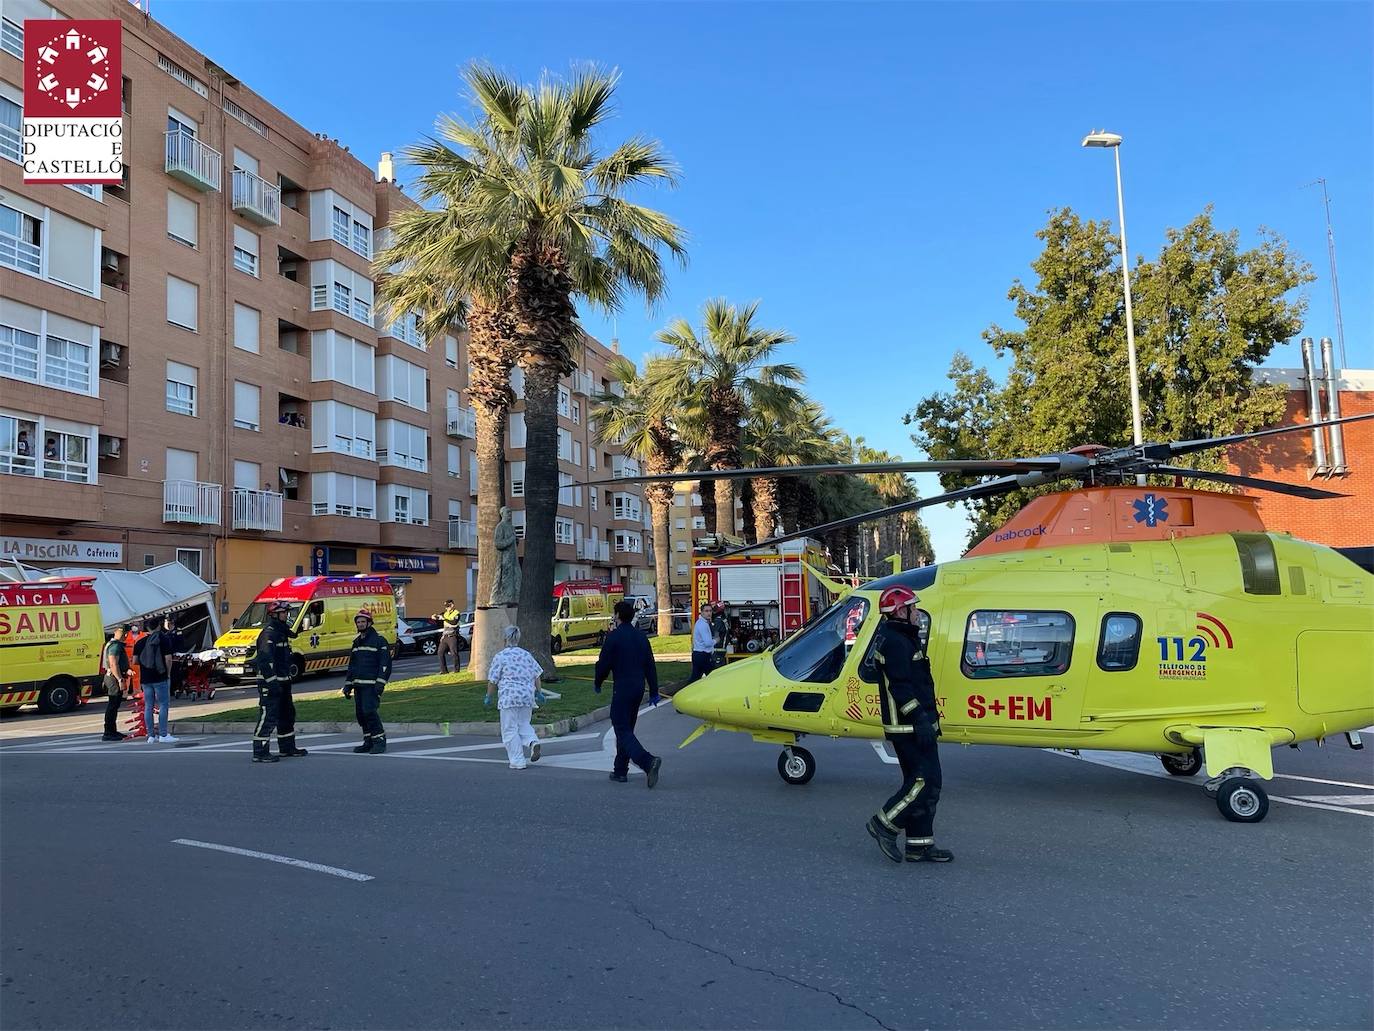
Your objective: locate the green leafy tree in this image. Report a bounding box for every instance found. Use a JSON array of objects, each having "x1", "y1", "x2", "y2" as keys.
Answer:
[
  {"x1": 379, "y1": 63, "x2": 685, "y2": 676},
  {"x1": 909, "y1": 207, "x2": 1309, "y2": 545}
]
